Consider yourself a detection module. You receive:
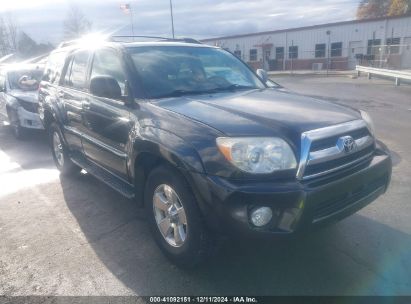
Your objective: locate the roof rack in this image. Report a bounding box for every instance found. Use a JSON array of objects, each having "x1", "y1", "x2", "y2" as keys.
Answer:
[
  {"x1": 110, "y1": 35, "x2": 202, "y2": 44},
  {"x1": 56, "y1": 40, "x2": 79, "y2": 48},
  {"x1": 55, "y1": 35, "x2": 203, "y2": 50}
]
